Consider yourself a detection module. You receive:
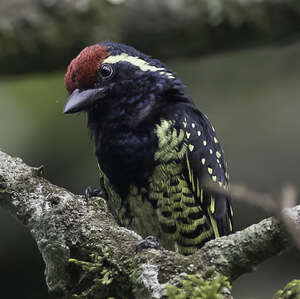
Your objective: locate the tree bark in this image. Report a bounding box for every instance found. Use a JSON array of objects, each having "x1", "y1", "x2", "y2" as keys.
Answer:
[{"x1": 0, "y1": 150, "x2": 297, "y2": 298}]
